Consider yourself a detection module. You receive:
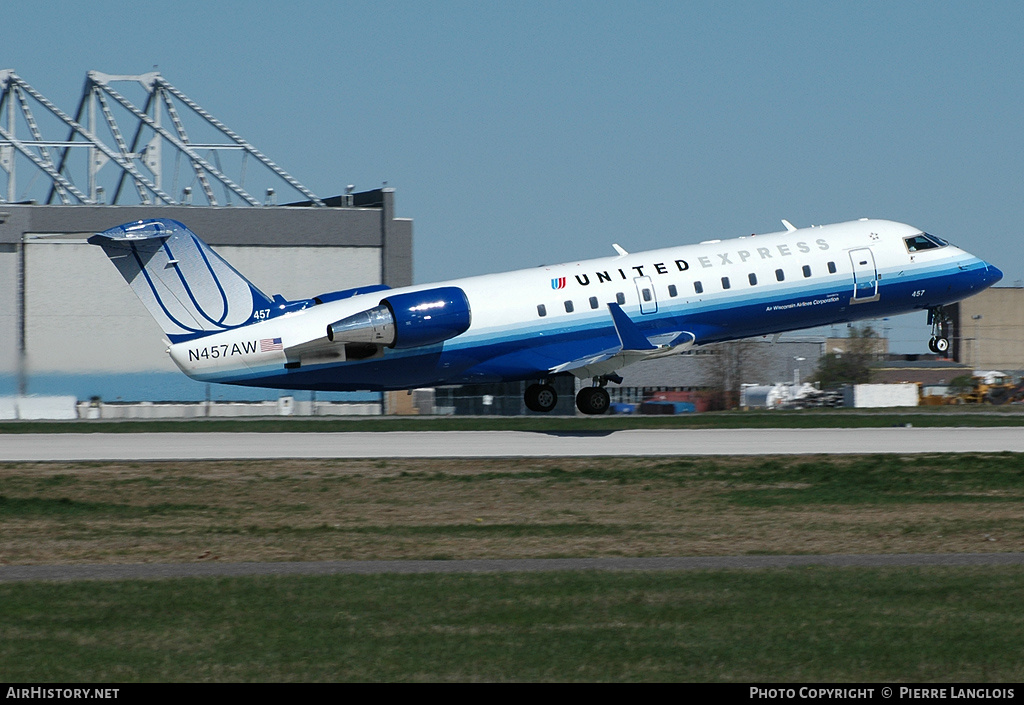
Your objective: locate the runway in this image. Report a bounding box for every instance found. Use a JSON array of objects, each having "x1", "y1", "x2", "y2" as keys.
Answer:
[{"x1": 2, "y1": 427, "x2": 1024, "y2": 461}]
